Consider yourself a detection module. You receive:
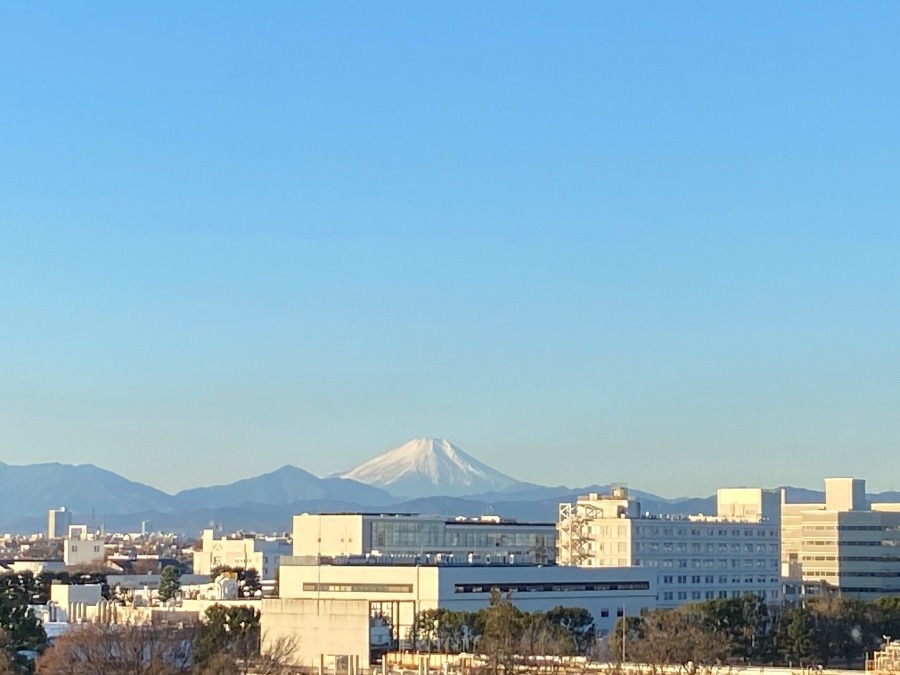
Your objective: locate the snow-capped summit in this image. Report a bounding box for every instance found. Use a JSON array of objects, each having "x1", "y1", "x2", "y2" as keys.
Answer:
[{"x1": 341, "y1": 438, "x2": 522, "y2": 498}]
